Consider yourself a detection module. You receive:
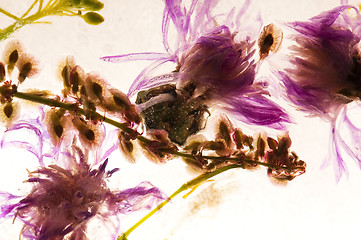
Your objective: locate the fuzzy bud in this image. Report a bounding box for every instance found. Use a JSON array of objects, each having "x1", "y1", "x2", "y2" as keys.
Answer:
[{"x1": 81, "y1": 12, "x2": 104, "y2": 25}]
